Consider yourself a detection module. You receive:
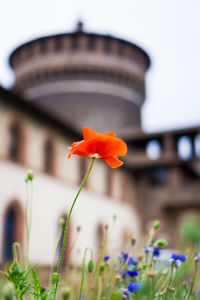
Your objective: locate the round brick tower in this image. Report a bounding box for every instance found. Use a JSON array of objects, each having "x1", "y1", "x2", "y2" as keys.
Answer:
[{"x1": 9, "y1": 22, "x2": 150, "y2": 133}]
